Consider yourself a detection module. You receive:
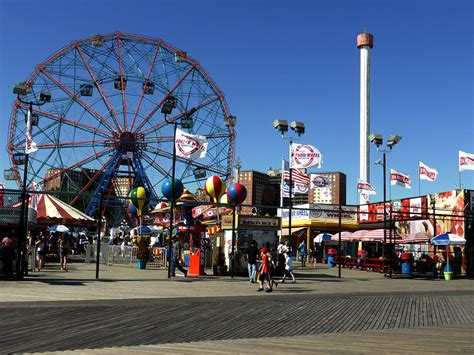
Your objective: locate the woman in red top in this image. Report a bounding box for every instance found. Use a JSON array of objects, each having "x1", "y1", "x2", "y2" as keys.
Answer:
[{"x1": 258, "y1": 247, "x2": 272, "y2": 292}]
